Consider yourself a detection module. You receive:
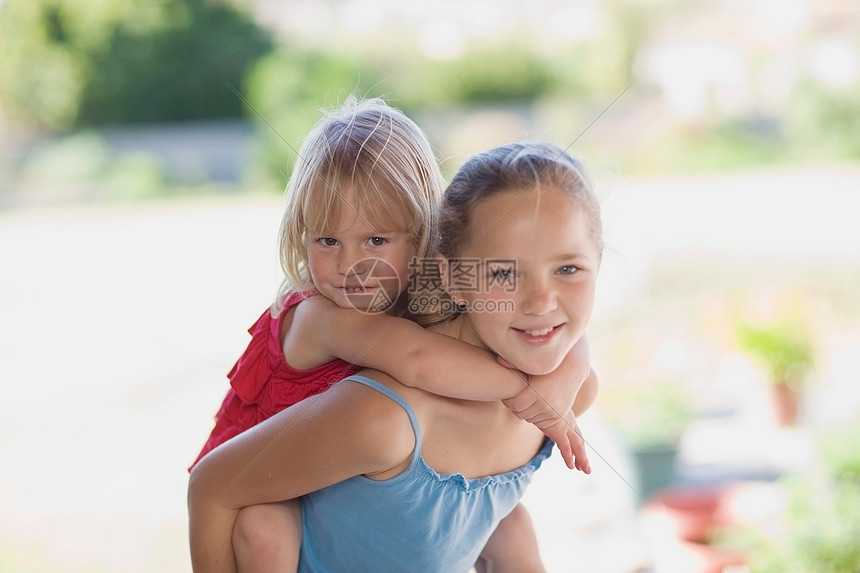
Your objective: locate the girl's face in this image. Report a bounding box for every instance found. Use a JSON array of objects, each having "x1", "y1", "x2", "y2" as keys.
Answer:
[
  {"x1": 449, "y1": 185, "x2": 600, "y2": 375},
  {"x1": 306, "y1": 199, "x2": 415, "y2": 313}
]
